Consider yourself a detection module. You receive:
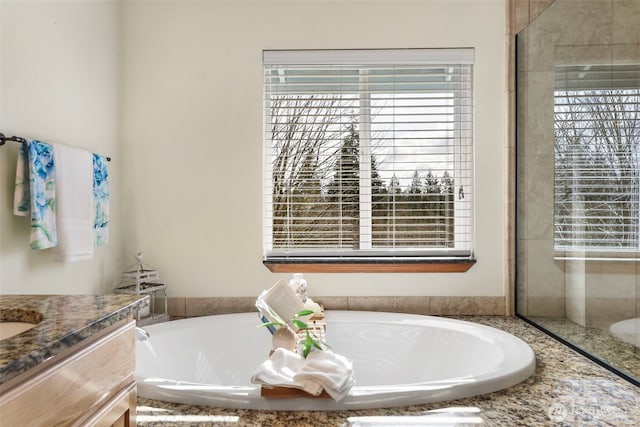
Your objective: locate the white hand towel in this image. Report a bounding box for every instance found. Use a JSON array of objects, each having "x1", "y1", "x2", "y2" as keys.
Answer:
[
  {"x1": 294, "y1": 350, "x2": 355, "y2": 401},
  {"x1": 52, "y1": 143, "x2": 94, "y2": 262},
  {"x1": 250, "y1": 348, "x2": 324, "y2": 396}
]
